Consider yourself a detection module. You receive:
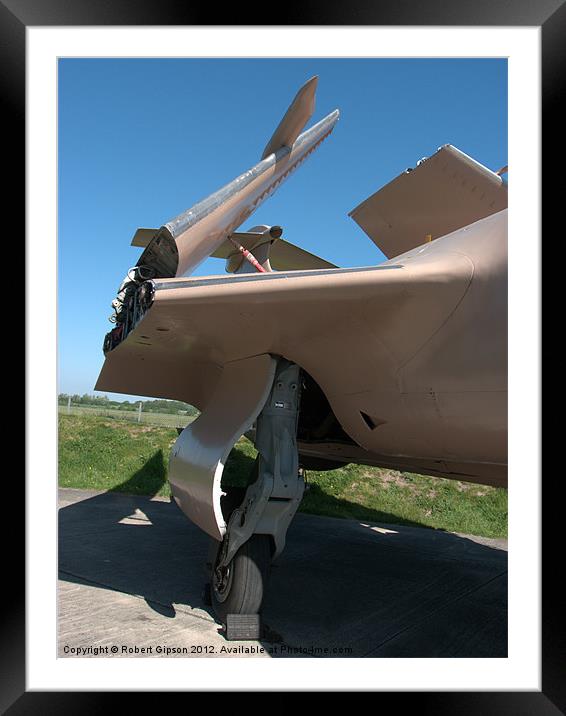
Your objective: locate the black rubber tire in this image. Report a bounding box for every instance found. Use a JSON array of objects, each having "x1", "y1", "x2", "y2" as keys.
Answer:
[{"x1": 211, "y1": 534, "x2": 272, "y2": 623}]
